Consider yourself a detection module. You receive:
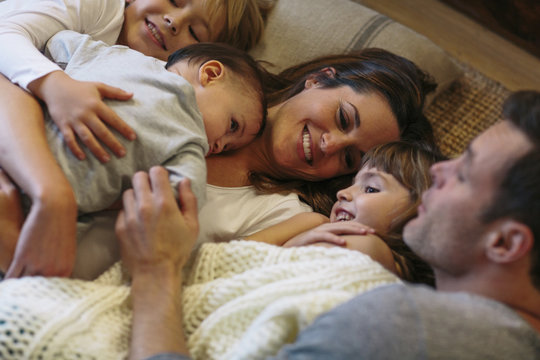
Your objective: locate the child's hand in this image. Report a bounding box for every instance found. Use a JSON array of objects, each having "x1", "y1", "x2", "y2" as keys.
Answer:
[
  {"x1": 29, "y1": 71, "x2": 135, "y2": 163},
  {"x1": 283, "y1": 221, "x2": 375, "y2": 248},
  {"x1": 5, "y1": 186, "x2": 77, "y2": 278},
  {"x1": 116, "y1": 167, "x2": 199, "y2": 276}
]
